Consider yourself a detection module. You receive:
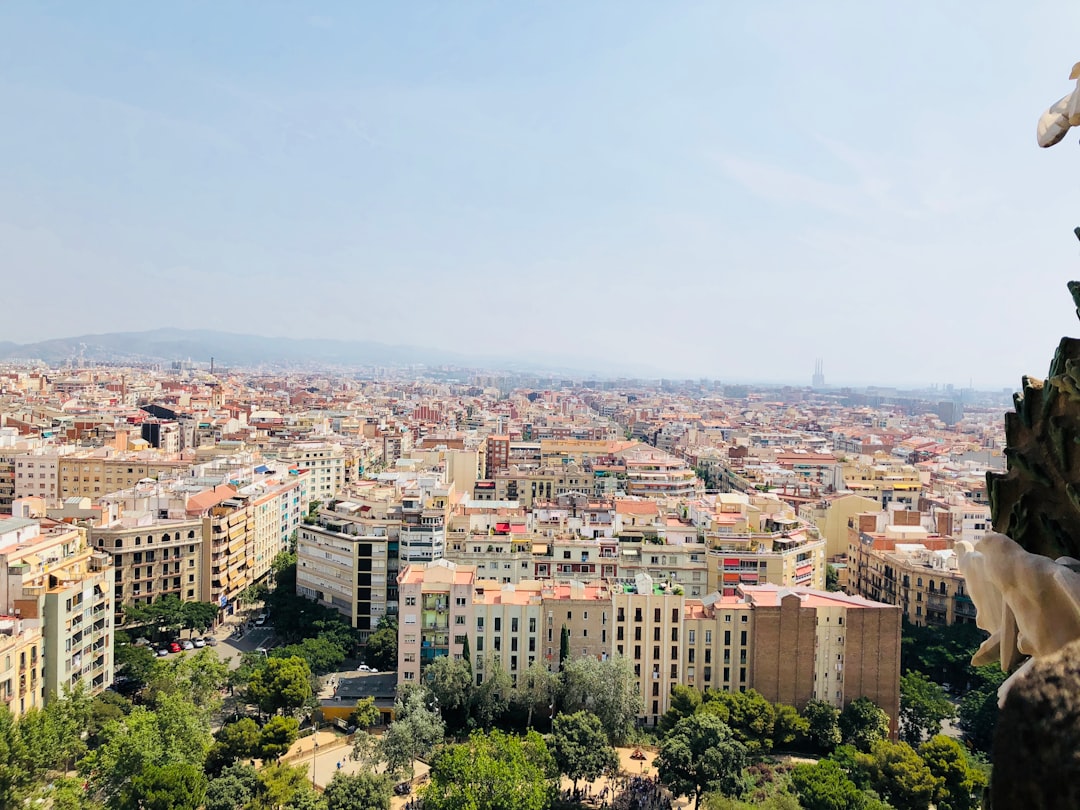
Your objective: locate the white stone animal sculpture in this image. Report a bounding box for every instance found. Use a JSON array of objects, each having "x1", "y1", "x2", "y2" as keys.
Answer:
[
  {"x1": 956, "y1": 532, "x2": 1080, "y2": 704},
  {"x1": 1038, "y1": 62, "x2": 1080, "y2": 147}
]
